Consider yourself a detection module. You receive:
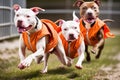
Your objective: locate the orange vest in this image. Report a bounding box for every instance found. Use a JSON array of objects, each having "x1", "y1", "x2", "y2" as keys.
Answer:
[
  {"x1": 22, "y1": 19, "x2": 58, "y2": 53},
  {"x1": 80, "y1": 18, "x2": 115, "y2": 46},
  {"x1": 59, "y1": 32, "x2": 84, "y2": 59}
]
